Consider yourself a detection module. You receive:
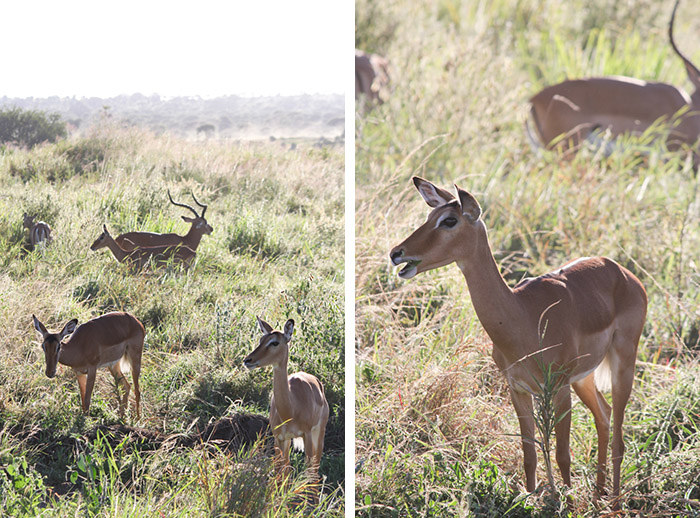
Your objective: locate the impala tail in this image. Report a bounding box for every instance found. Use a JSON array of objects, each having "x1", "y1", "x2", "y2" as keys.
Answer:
[{"x1": 594, "y1": 353, "x2": 612, "y2": 393}]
